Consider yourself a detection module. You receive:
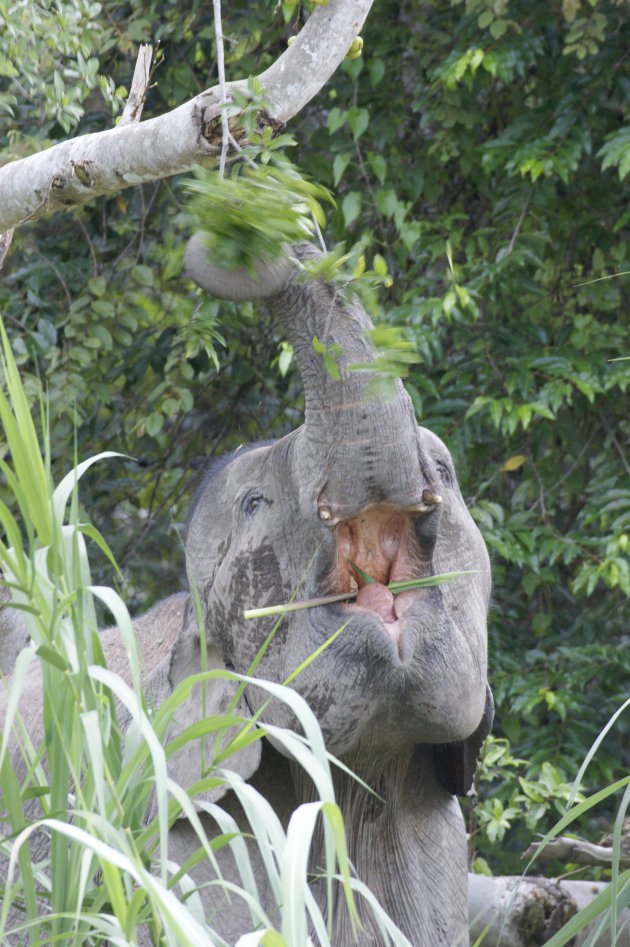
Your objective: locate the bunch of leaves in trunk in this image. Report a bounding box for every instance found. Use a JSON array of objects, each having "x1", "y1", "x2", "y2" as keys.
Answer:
[{"x1": 184, "y1": 142, "x2": 333, "y2": 274}]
